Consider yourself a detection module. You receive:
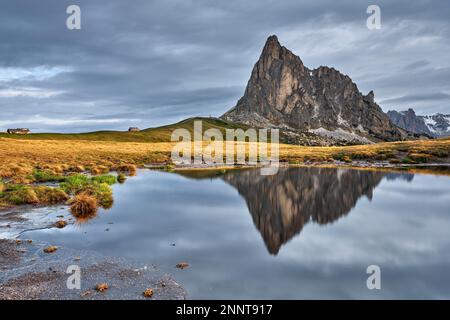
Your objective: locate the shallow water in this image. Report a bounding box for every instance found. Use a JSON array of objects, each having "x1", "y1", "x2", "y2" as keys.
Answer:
[{"x1": 24, "y1": 167, "x2": 450, "y2": 299}]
